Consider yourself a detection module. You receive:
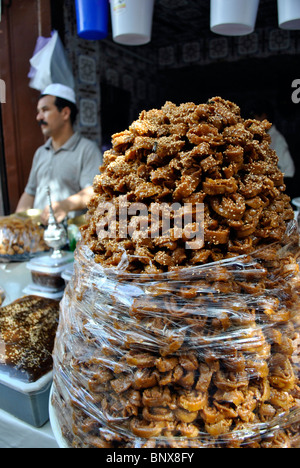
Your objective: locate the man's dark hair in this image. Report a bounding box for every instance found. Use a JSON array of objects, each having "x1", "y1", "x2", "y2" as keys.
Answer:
[
  {"x1": 39, "y1": 94, "x2": 78, "y2": 126},
  {"x1": 54, "y1": 96, "x2": 78, "y2": 126},
  {"x1": 246, "y1": 99, "x2": 275, "y2": 122}
]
